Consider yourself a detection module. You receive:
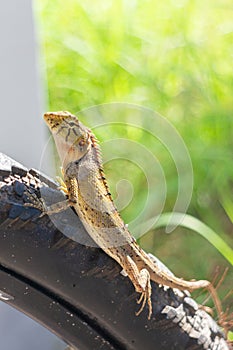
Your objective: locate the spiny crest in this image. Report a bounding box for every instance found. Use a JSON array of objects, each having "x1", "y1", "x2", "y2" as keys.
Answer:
[
  {"x1": 89, "y1": 132, "x2": 113, "y2": 201},
  {"x1": 89, "y1": 132, "x2": 103, "y2": 168}
]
